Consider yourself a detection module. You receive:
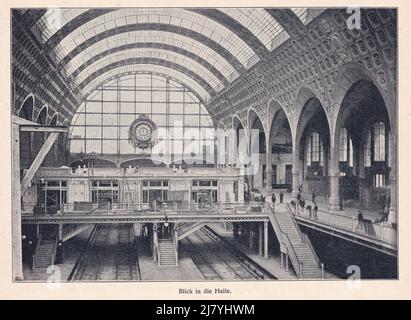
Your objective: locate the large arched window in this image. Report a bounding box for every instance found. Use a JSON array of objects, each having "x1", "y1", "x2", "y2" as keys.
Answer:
[
  {"x1": 373, "y1": 122, "x2": 386, "y2": 162},
  {"x1": 364, "y1": 121, "x2": 388, "y2": 167},
  {"x1": 339, "y1": 128, "x2": 354, "y2": 166},
  {"x1": 69, "y1": 73, "x2": 214, "y2": 158},
  {"x1": 306, "y1": 132, "x2": 323, "y2": 166}
]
